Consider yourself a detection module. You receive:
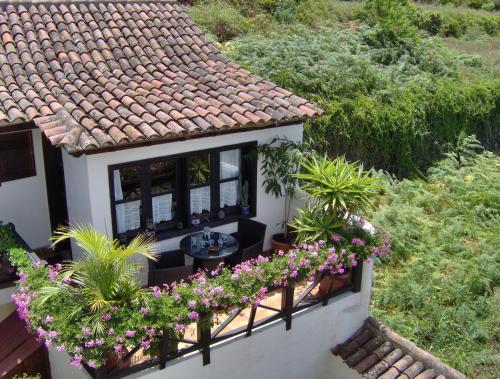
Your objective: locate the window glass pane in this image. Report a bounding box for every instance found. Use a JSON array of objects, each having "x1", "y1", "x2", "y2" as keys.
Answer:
[
  {"x1": 153, "y1": 193, "x2": 176, "y2": 224},
  {"x1": 189, "y1": 154, "x2": 210, "y2": 186},
  {"x1": 220, "y1": 180, "x2": 238, "y2": 208},
  {"x1": 220, "y1": 149, "x2": 240, "y2": 180},
  {"x1": 116, "y1": 200, "x2": 141, "y2": 234},
  {"x1": 0, "y1": 131, "x2": 35, "y2": 182},
  {"x1": 151, "y1": 161, "x2": 175, "y2": 194},
  {"x1": 114, "y1": 166, "x2": 141, "y2": 201},
  {"x1": 190, "y1": 186, "x2": 210, "y2": 215}
]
